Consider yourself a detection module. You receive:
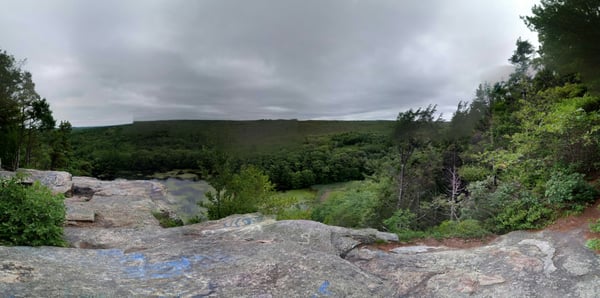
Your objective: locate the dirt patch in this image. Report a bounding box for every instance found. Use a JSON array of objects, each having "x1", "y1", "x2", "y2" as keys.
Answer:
[{"x1": 546, "y1": 200, "x2": 600, "y2": 240}]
